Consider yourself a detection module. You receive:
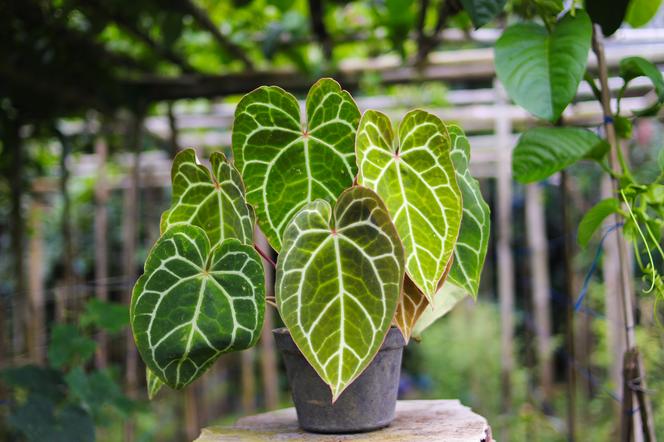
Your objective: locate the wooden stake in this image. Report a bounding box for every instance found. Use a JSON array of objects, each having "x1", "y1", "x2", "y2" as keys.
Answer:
[
  {"x1": 494, "y1": 78, "x2": 515, "y2": 442},
  {"x1": 27, "y1": 200, "x2": 46, "y2": 364},
  {"x1": 525, "y1": 184, "x2": 554, "y2": 407},
  {"x1": 94, "y1": 132, "x2": 110, "y2": 368}
]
